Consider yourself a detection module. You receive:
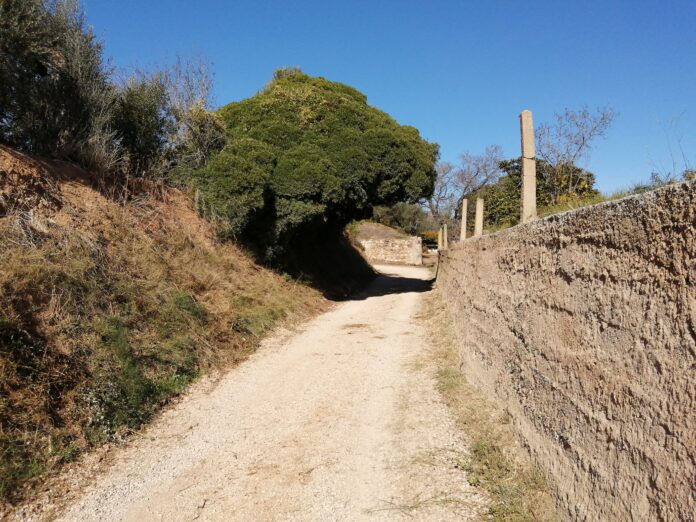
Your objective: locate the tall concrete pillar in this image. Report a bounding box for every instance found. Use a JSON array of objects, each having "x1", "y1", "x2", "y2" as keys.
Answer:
[
  {"x1": 460, "y1": 199, "x2": 468, "y2": 241},
  {"x1": 437, "y1": 227, "x2": 443, "y2": 250},
  {"x1": 443, "y1": 223, "x2": 449, "y2": 250},
  {"x1": 520, "y1": 110, "x2": 537, "y2": 223},
  {"x1": 474, "y1": 197, "x2": 484, "y2": 237}
]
